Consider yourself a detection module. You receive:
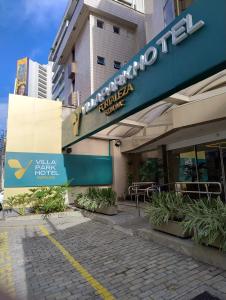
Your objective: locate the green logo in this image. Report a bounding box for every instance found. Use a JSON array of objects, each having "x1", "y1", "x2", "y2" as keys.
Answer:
[{"x1": 8, "y1": 159, "x2": 32, "y2": 179}]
